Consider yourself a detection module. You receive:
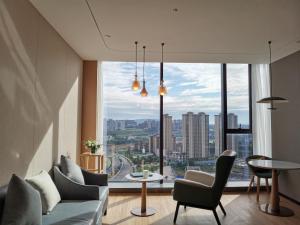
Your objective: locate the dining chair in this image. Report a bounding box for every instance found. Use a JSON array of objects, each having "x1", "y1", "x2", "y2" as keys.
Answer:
[{"x1": 246, "y1": 155, "x2": 272, "y2": 202}]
